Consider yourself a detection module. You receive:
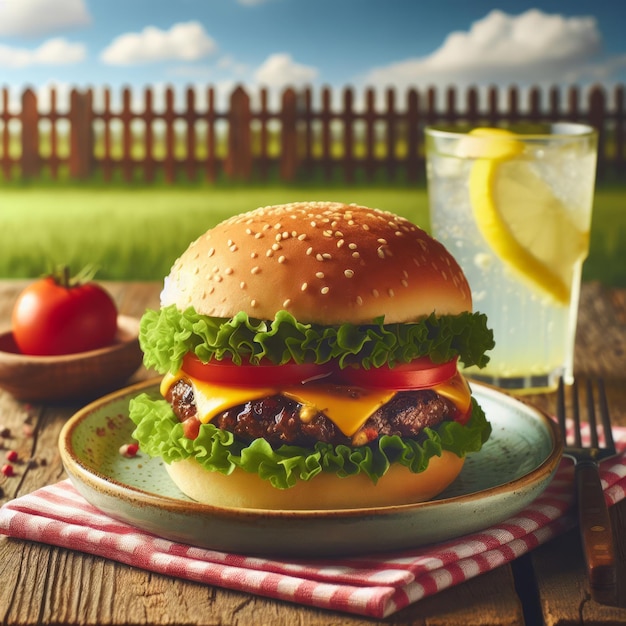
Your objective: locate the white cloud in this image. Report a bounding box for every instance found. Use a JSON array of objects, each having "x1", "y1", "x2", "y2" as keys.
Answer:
[
  {"x1": 0, "y1": 0, "x2": 91, "y2": 37},
  {"x1": 100, "y1": 21, "x2": 217, "y2": 66},
  {"x1": 361, "y1": 9, "x2": 603, "y2": 90},
  {"x1": 0, "y1": 38, "x2": 86, "y2": 68},
  {"x1": 254, "y1": 53, "x2": 318, "y2": 88}
]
